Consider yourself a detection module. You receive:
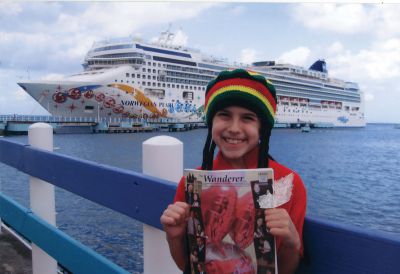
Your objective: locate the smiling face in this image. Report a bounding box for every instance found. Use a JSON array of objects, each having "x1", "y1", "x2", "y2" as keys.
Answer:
[{"x1": 211, "y1": 106, "x2": 260, "y2": 168}]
